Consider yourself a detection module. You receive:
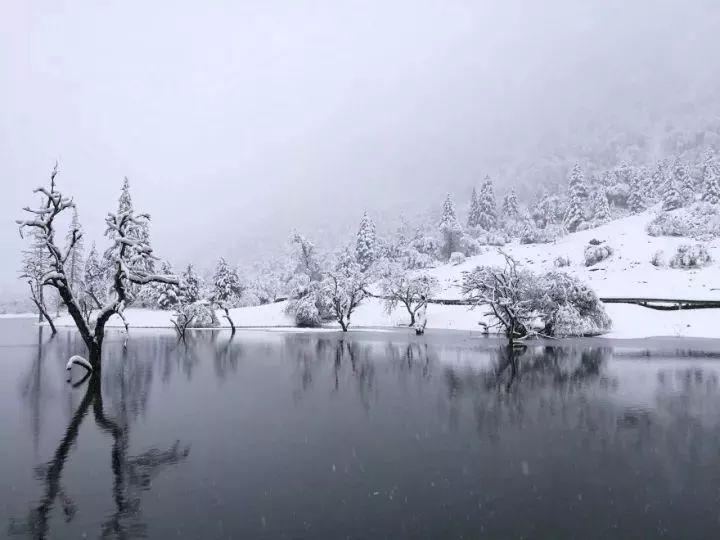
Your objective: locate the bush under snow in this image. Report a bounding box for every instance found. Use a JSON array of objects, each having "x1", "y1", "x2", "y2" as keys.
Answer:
[
  {"x1": 584, "y1": 242, "x2": 614, "y2": 266},
  {"x1": 669, "y1": 244, "x2": 712, "y2": 269},
  {"x1": 647, "y1": 203, "x2": 720, "y2": 239}
]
